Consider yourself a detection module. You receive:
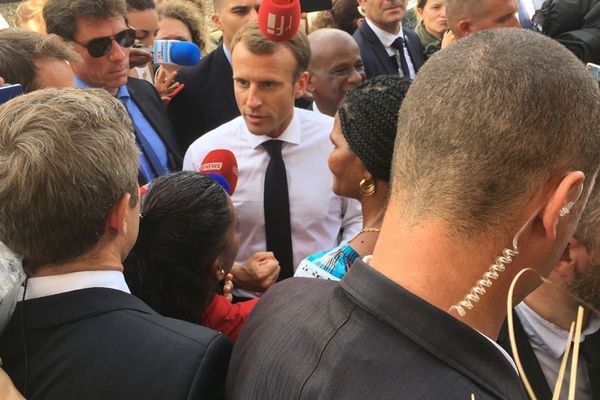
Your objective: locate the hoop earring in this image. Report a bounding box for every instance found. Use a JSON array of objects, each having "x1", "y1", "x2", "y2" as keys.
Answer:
[
  {"x1": 216, "y1": 269, "x2": 225, "y2": 281},
  {"x1": 359, "y1": 178, "x2": 376, "y2": 197}
]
